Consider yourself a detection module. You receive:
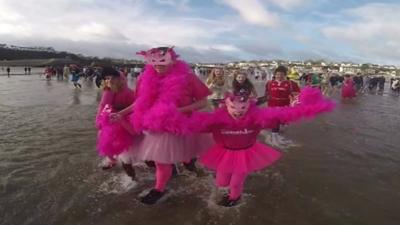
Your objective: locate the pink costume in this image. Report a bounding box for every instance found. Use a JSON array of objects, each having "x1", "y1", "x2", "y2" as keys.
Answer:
[
  {"x1": 341, "y1": 78, "x2": 356, "y2": 99},
  {"x1": 191, "y1": 87, "x2": 336, "y2": 200},
  {"x1": 95, "y1": 74, "x2": 135, "y2": 159},
  {"x1": 130, "y1": 48, "x2": 212, "y2": 193},
  {"x1": 130, "y1": 62, "x2": 212, "y2": 164}
]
